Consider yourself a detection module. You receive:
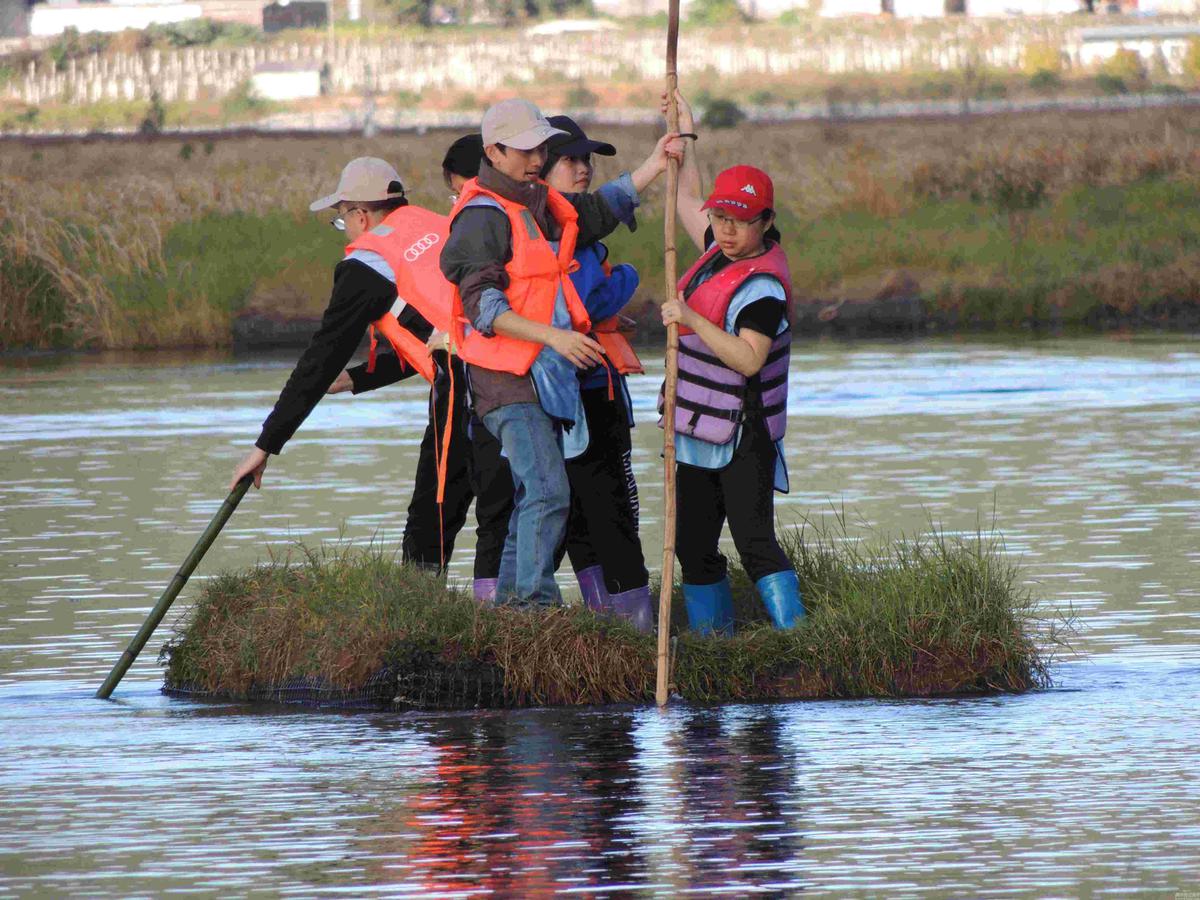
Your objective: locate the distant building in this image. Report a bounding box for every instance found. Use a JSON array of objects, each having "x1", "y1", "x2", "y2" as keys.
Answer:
[
  {"x1": 968, "y1": 0, "x2": 1081, "y2": 13},
  {"x1": 198, "y1": 0, "x2": 269, "y2": 25},
  {"x1": 0, "y1": 0, "x2": 31, "y2": 37},
  {"x1": 29, "y1": 1, "x2": 204, "y2": 36},
  {"x1": 819, "y1": 0, "x2": 885, "y2": 15},
  {"x1": 524, "y1": 17, "x2": 617, "y2": 35},
  {"x1": 262, "y1": 0, "x2": 327, "y2": 32},
  {"x1": 251, "y1": 60, "x2": 322, "y2": 100},
  {"x1": 1077, "y1": 23, "x2": 1200, "y2": 73},
  {"x1": 892, "y1": 0, "x2": 948, "y2": 16}
]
